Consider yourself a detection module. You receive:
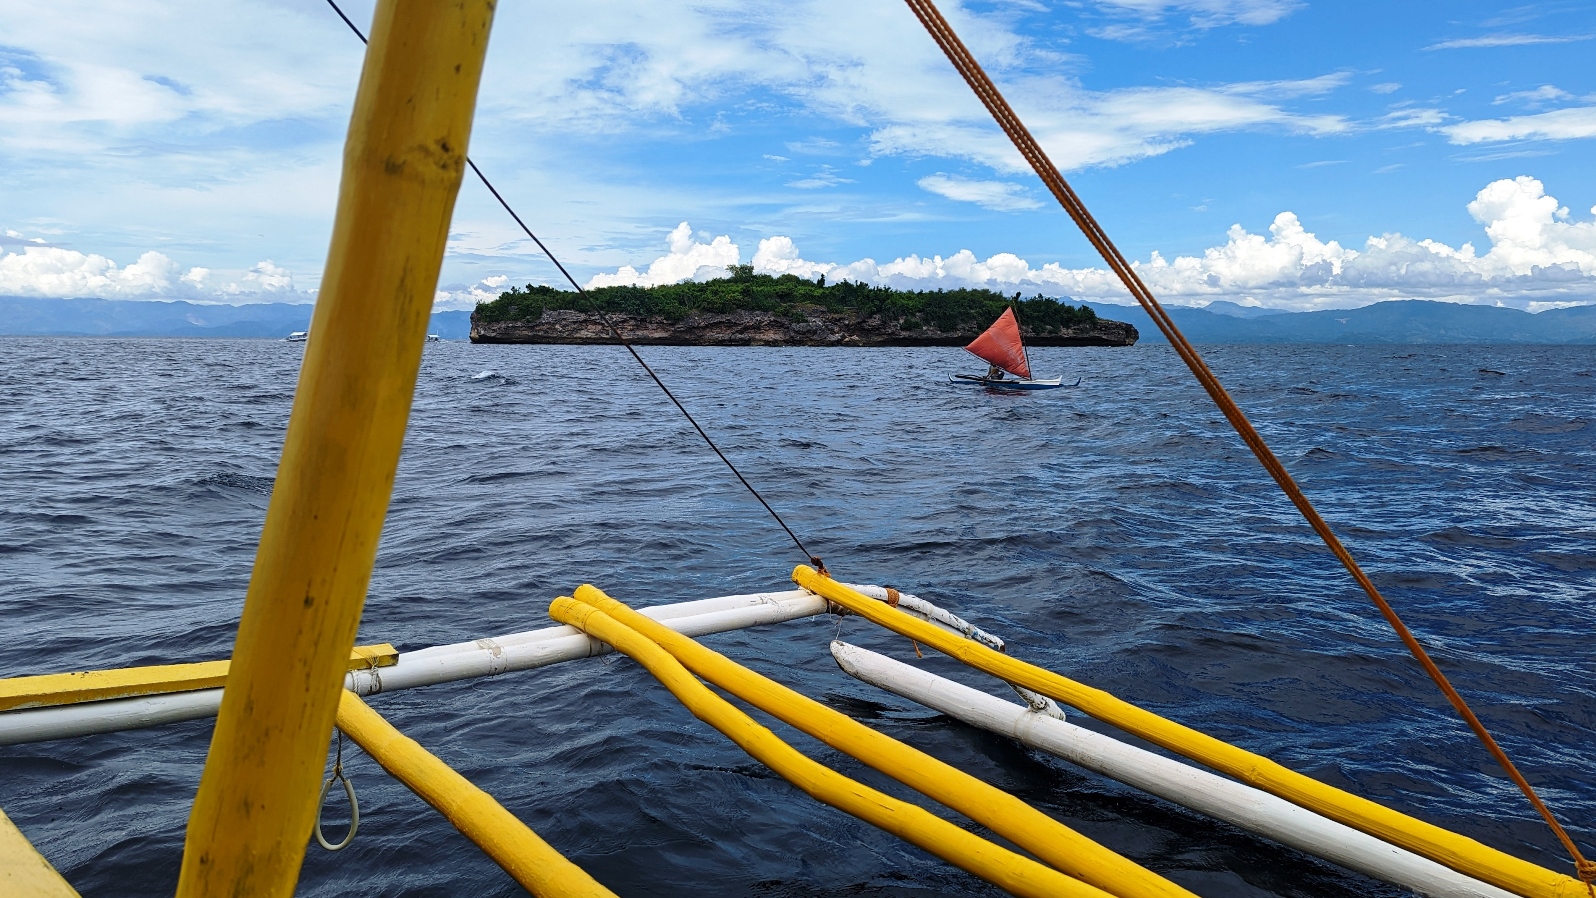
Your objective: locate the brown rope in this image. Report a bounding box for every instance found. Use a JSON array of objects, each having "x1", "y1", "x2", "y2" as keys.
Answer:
[{"x1": 902, "y1": 0, "x2": 1592, "y2": 881}]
